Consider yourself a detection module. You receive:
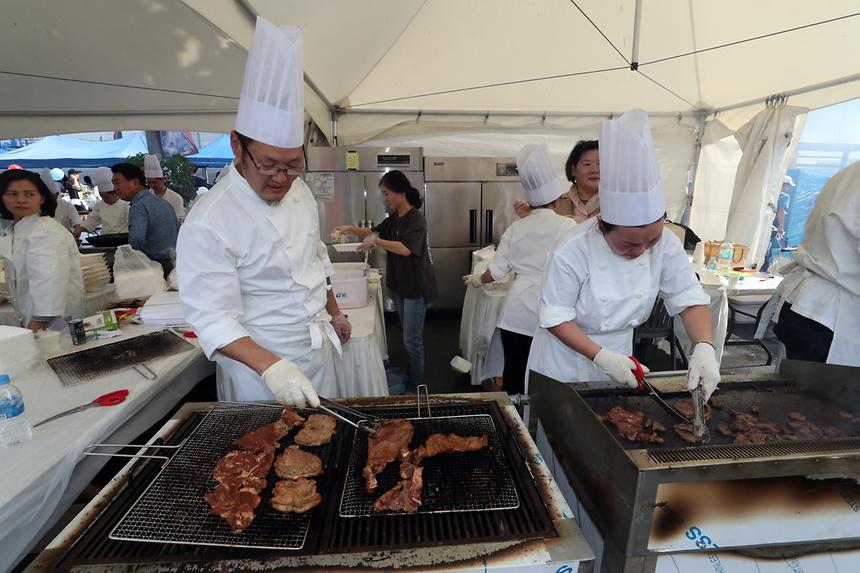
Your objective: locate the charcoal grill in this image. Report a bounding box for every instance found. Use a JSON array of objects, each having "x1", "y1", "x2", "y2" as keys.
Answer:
[
  {"x1": 33, "y1": 393, "x2": 593, "y2": 572},
  {"x1": 530, "y1": 359, "x2": 860, "y2": 572},
  {"x1": 48, "y1": 330, "x2": 195, "y2": 386}
]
